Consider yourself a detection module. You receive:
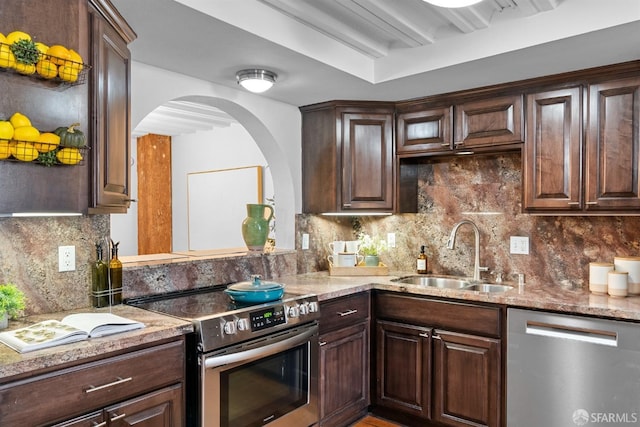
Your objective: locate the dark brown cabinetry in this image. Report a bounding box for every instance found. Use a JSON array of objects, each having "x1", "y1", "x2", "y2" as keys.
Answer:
[
  {"x1": 523, "y1": 86, "x2": 582, "y2": 211},
  {"x1": 585, "y1": 76, "x2": 640, "y2": 211},
  {"x1": 396, "y1": 95, "x2": 522, "y2": 157},
  {"x1": 373, "y1": 292, "x2": 503, "y2": 427},
  {"x1": 88, "y1": 0, "x2": 136, "y2": 214},
  {"x1": 301, "y1": 102, "x2": 394, "y2": 213},
  {"x1": 524, "y1": 75, "x2": 640, "y2": 213},
  {"x1": 0, "y1": 339, "x2": 185, "y2": 426},
  {"x1": 318, "y1": 292, "x2": 370, "y2": 426}
]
